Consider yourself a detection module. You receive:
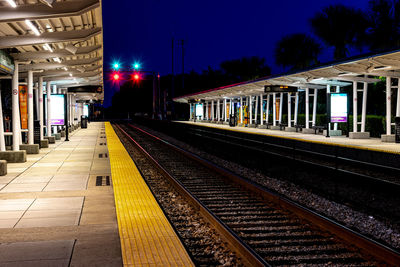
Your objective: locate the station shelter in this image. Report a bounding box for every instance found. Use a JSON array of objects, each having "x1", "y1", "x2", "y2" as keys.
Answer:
[
  {"x1": 0, "y1": 0, "x2": 103, "y2": 152},
  {"x1": 176, "y1": 50, "x2": 400, "y2": 143}
]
